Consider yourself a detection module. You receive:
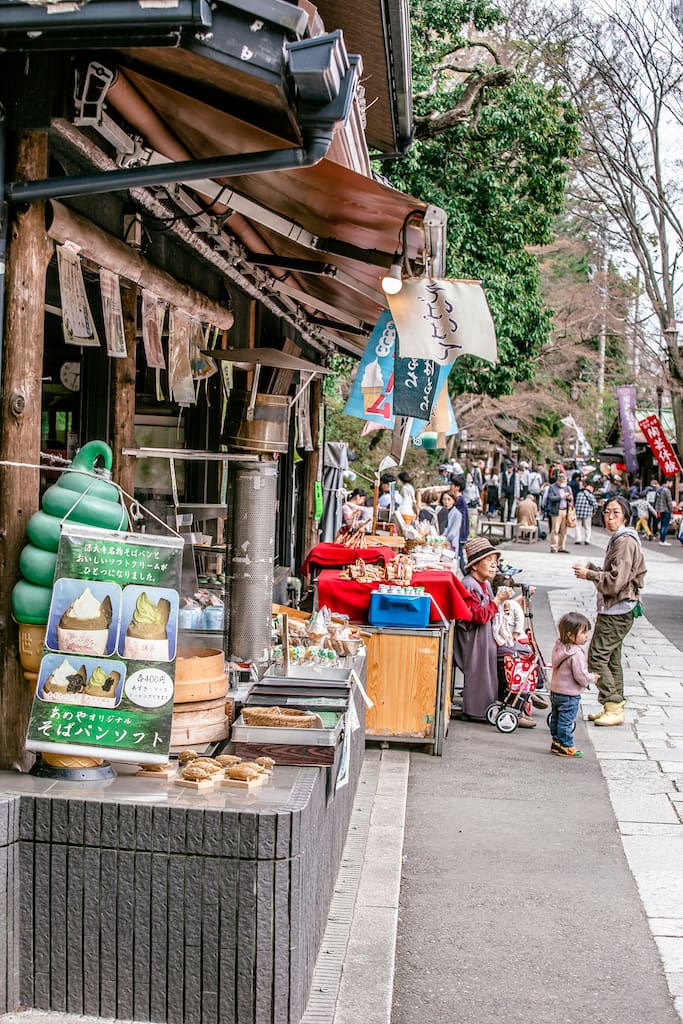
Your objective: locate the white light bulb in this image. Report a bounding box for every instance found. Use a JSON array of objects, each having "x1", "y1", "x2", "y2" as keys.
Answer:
[{"x1": 380, "y1": 263, "x2": 403, "y2": 295}]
